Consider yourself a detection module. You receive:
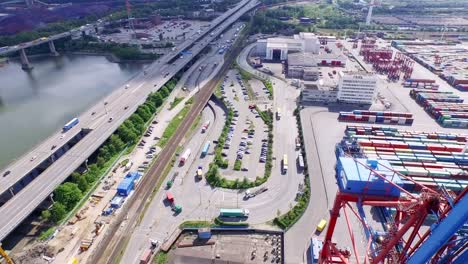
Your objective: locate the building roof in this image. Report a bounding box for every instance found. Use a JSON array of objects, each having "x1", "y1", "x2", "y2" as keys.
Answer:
[
  {"x1": 339, "y1": 157, "x2": 400, "y2": 184},
  {"x1": 266, "y1": 42, "x2": 288, "y2": 49},
  {"x1": 288, "y1": 52, "x2": 317, "y2": 67}
]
